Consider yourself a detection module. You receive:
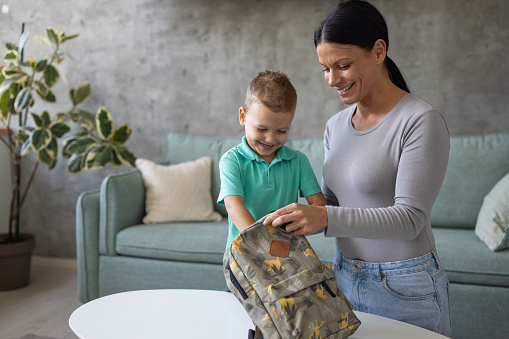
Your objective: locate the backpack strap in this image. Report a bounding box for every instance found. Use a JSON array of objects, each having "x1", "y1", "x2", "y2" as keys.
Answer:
[{"x1": 248, "y1": 326, "x2": 263, "y2": 339}]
